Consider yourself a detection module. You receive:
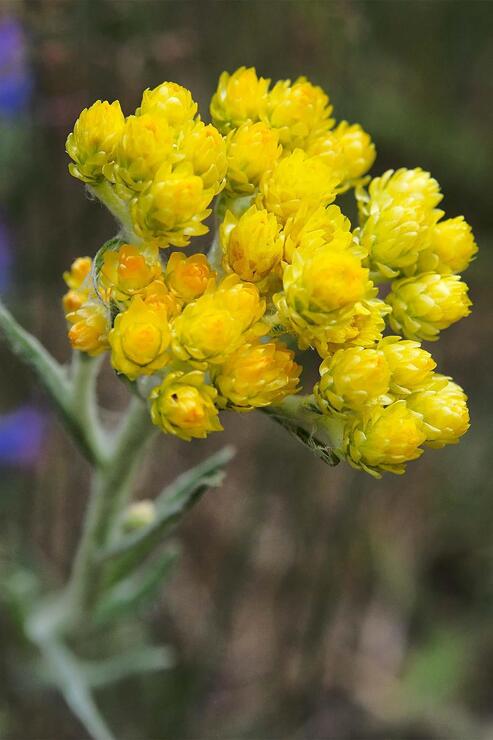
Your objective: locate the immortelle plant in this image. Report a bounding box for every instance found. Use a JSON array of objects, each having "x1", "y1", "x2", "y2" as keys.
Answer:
[{"x1": 0, "y1": 68, "x2": 476, "y2": 739}]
